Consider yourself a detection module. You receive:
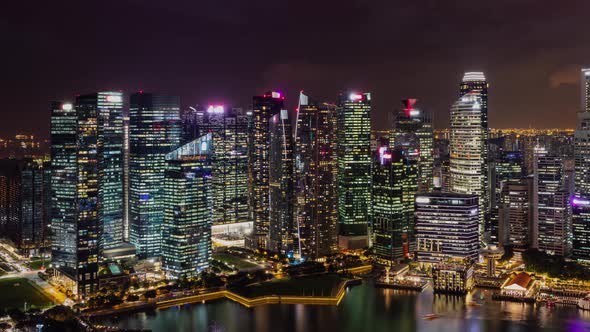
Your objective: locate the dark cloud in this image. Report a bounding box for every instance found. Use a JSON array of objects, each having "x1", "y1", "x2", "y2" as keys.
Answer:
[{"x1": 1, "y1": 0, "x2": 590, "y2": 137}]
